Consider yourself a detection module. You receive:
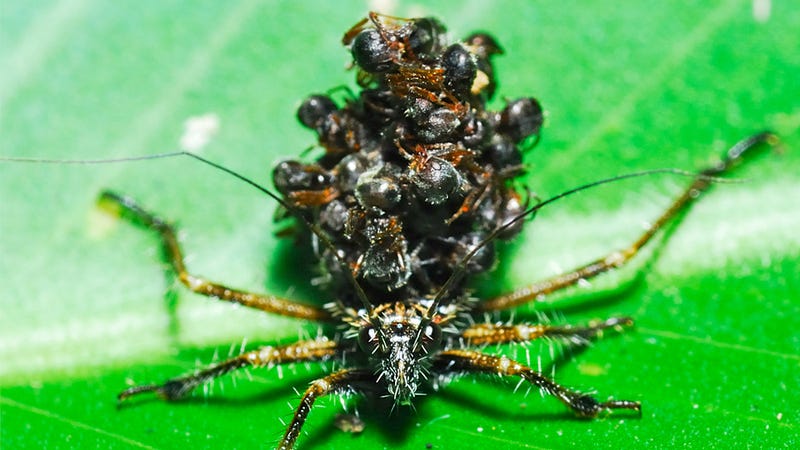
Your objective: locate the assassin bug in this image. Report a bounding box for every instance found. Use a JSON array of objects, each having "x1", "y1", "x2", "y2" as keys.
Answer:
[
  {"x1": 1, "y1": 11, "x2": 780, "y2": 450},
  {"x1": 102, "y1": 131, "x2": 771, "y2": 450},
  {"x1": 115, "y1": 13, "x2": 778, "y2": 448}
]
